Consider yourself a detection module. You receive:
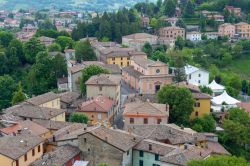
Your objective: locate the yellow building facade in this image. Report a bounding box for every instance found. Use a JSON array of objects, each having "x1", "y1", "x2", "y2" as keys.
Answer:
[
  {"x1": 190, "y1": 93, "x2": 211, "y2": 119},
  {"x1": 107, "y1": 57, "x2": 130, "y2": 67},
  {"x1": 39, "y1": 98, "x2": 61, "y2": 109},
  {"x1": 0, "y1": 142, "x2": 44, "y2": 166},
  {"x1": 50, "y1": 112, "x2": 66, "y2": 122}
]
